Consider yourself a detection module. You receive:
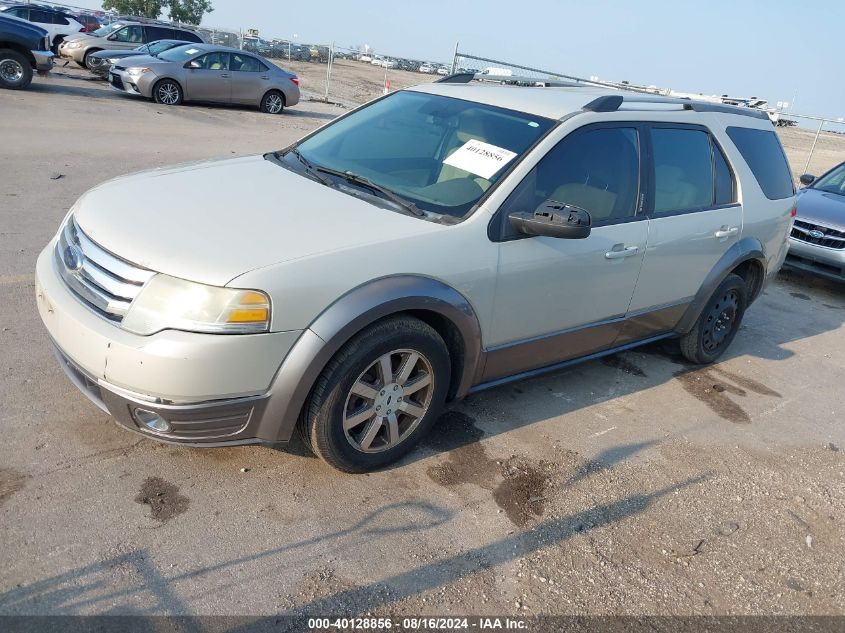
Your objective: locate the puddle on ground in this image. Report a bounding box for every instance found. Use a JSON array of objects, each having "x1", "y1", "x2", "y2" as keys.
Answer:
[
  {"x1": 425, "y1": 412, "x2": 553, "y2": 526},
  {"x1": 0, "y1": 468, "x2": 26, "y2": 505},
  {"x1": 674, "y1": 366, "x2": 781, "y2": 424},
  {"x1": 134, "y1": 476, "x2": 189, "y2": 522},
  {"x1": 601, "y1": 354, "x2": 647, "y2": 377}
]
